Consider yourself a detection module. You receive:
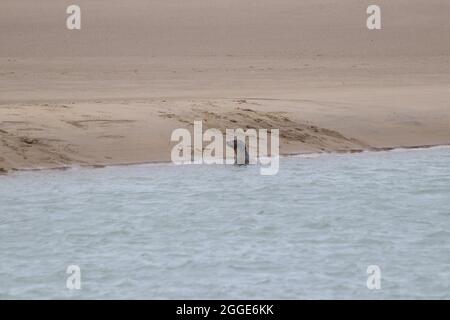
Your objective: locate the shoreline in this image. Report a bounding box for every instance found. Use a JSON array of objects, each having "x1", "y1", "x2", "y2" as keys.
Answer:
[
  {"x1": 2, "y1": 95, "x2": 450, "y2": 174},
  {"x1": 2, "y1": 143, "x2": 449, "y2": 176}
]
